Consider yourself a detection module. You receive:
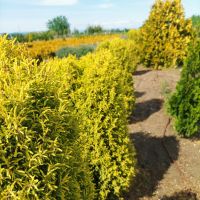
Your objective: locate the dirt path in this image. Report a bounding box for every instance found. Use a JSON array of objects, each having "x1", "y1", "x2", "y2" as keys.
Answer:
[{"x1": 126, "y1": 68, "x2": 200, "y2": 200}]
